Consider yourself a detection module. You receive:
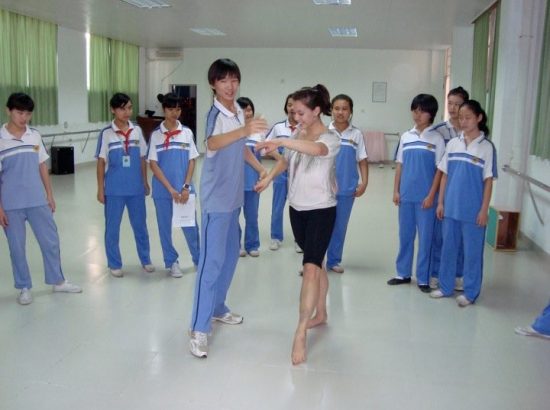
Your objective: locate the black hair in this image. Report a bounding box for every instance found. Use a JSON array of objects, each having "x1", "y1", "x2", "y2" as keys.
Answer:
[
  {"x1": 207, "y1": 58, "x2": 241, "y2": 86},
  {"x1": 331, "y1": 94, "x2": 354, "y2": 114},
  {"x1": 283, "y1": 93, "x2": 293, "y2": 114},
  {"x1": 460, "y1": 99, "x2": 490, "y2": 136},
  {"x1": 291, "y1": 84, "x2": 331, "y2": 116},
  {"x1": 157, "y1": 93, "x2": 182, "y2": 109},
  {"x1": 110, "y1": 93, "x2": 131, "y2": 109},
  {"x1": 236, "y1": 97, "x2": 255, "y2": 114},
  {"x1": 6, "y1": 92, "x2": 34, "y2": 112},
  {"x1": 410, "y1": 94, "x2": 438, "y2": 124},
  {"x1": 448, "y1": 86, "x2": 469, "y2": 101}
]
